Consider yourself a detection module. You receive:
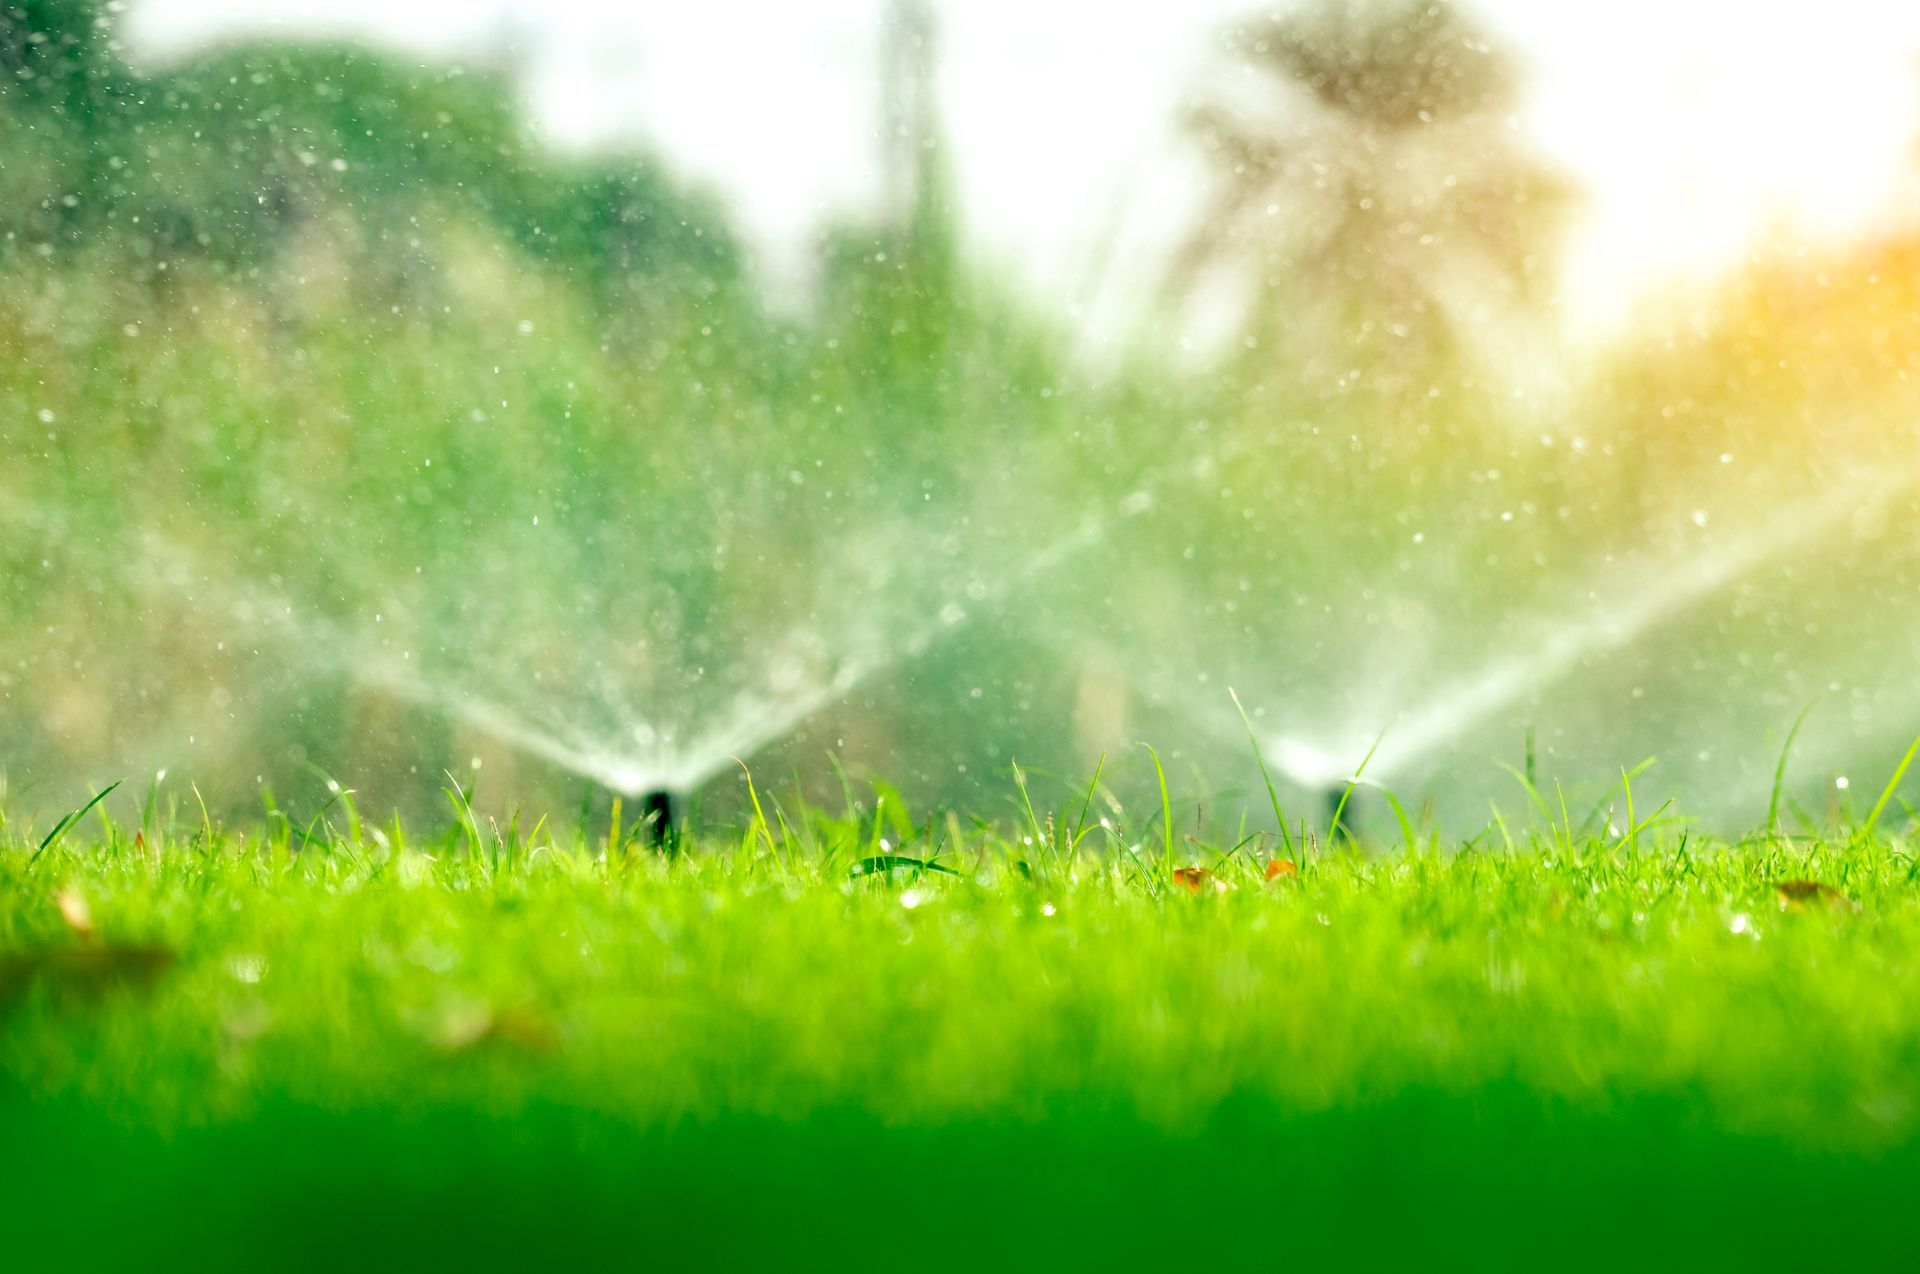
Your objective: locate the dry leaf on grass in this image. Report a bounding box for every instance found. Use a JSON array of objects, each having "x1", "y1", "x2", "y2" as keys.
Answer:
[
  {"x1": 55, "y1": 889, "x2": 95, "y2": 939},
  {"x1": 1170, "y1": 866, "x2": 1228, "y2": 894},
  {"x1": 429, "y1": 998, "x2": 557, "y2": 1054},
  {"x1": 1775, "y1": 880, "x2": 1859, "y2": 912},
  {"x1": 1265, "y1": 859, "x2": 1298, "y2": 882},
  {"x1": 0, "y1": 944, "x2": 175, "y2": 1008}
]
